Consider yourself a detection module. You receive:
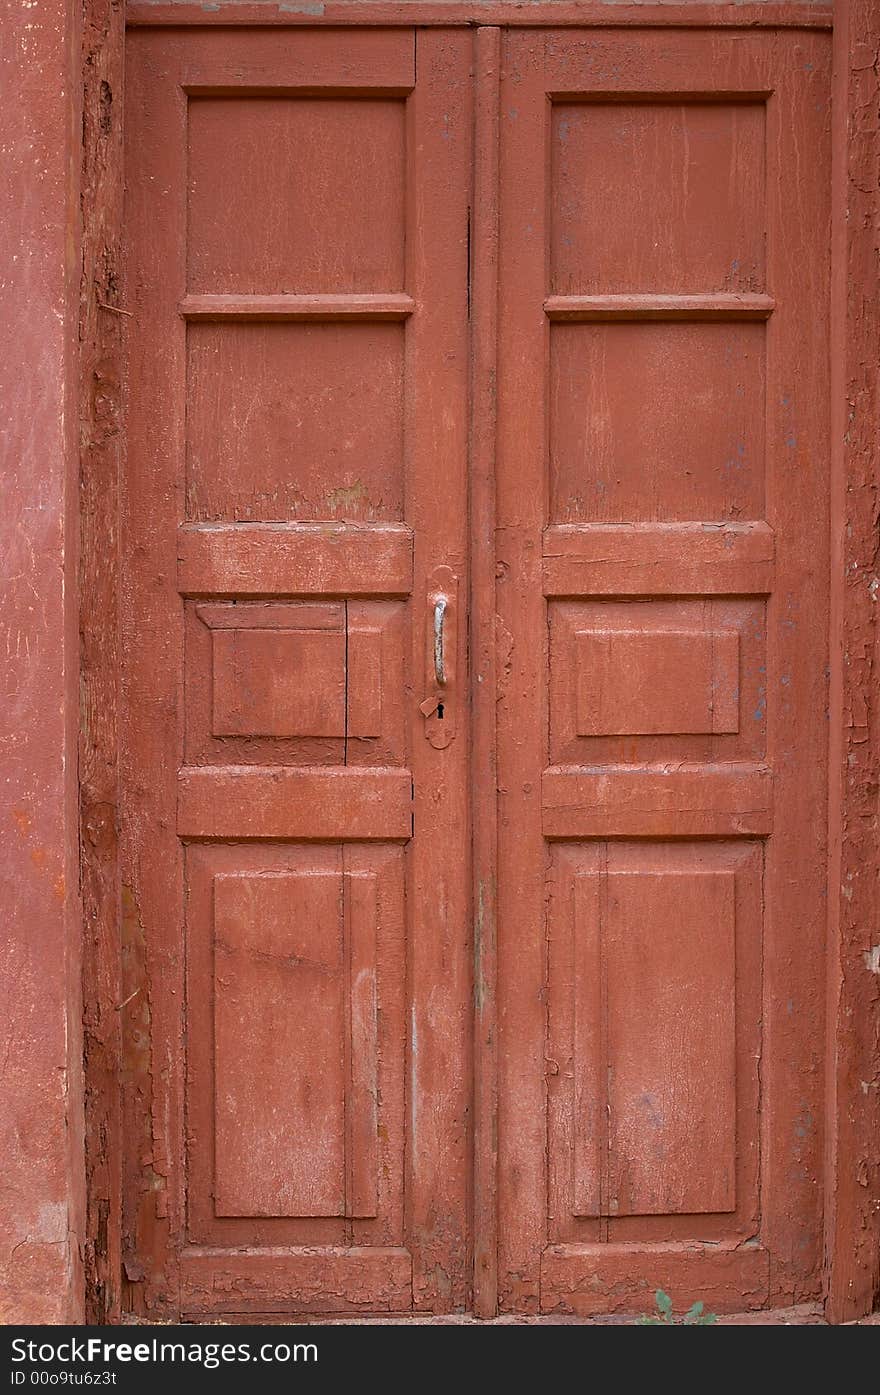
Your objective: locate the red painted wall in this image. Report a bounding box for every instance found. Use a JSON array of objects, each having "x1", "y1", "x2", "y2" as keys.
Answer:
[{"x1": 0, "y1": 0, "x2": 85, "y2": 1323}]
